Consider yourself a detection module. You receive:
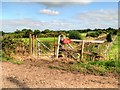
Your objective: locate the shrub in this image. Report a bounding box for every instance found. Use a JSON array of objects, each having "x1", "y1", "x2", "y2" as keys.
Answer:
[
  {"x1": 112, "y1": 30, "x2": 117, "y2": 35},
  {"x1": 86, "y1": 32, "x2": 100, "y2": 37},
  {"x1": 106, "y1": 33, "x2": 112, "y2": 42},
  {"x1": 69, "y1": 31, "x2": 83, "y2": 39},
  {"x1": 2, "y1": 35, "x2": 27, "y2": 57}
]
